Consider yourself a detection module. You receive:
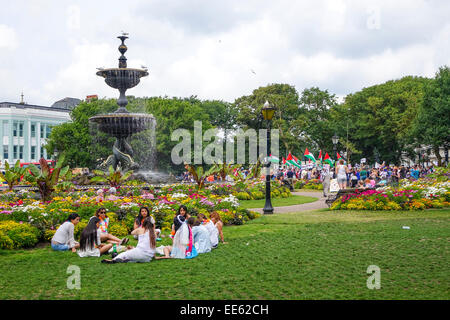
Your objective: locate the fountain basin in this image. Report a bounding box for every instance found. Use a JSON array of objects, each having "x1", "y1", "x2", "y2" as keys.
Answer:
[
  {"x1": 90, "y1": 113, "x2": 155, "y2": 138},
  {"x1": 96, "y1": 68, "x2": 149, "y2": 90}
]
